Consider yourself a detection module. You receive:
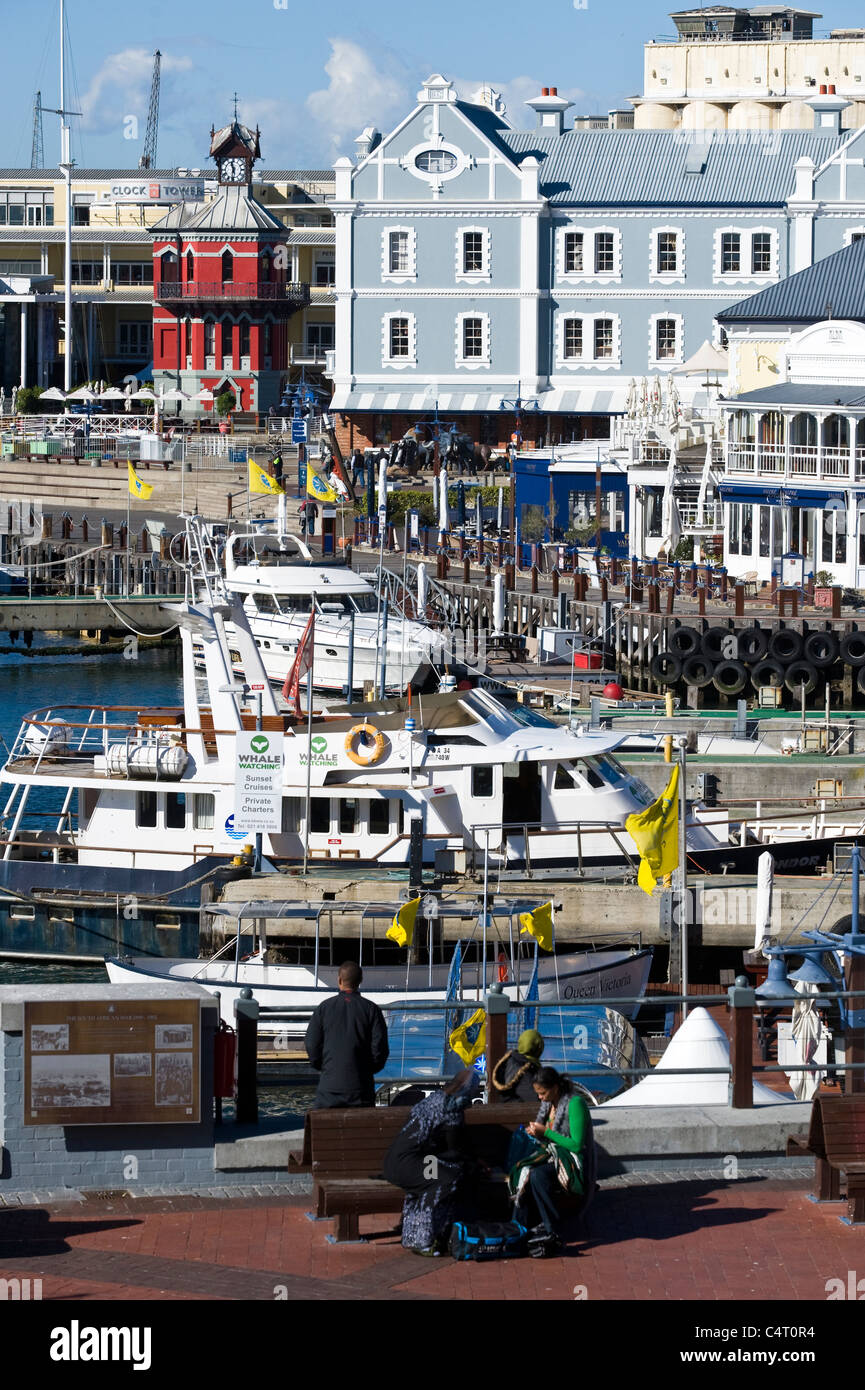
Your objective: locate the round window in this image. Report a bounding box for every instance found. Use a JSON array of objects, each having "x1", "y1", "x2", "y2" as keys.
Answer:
[{"x1": 415, "y1": 149, "x2": 458, "y2": 174}]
